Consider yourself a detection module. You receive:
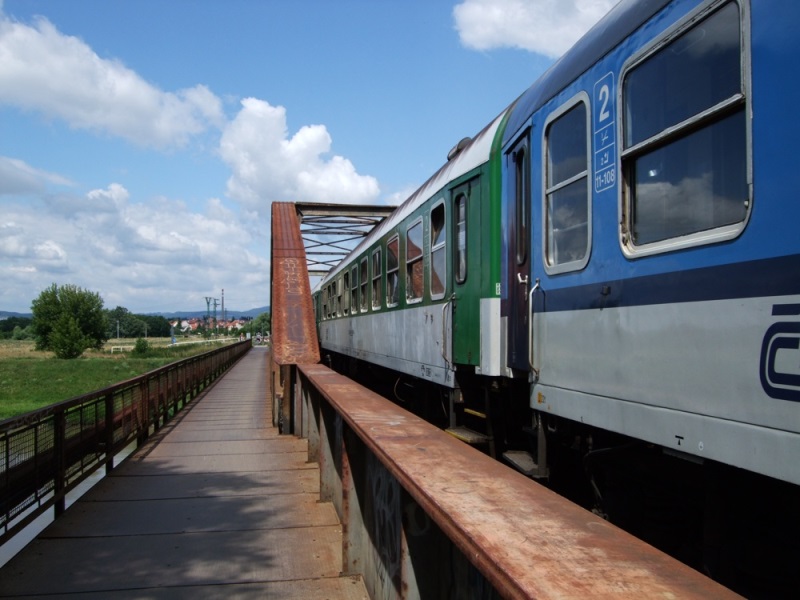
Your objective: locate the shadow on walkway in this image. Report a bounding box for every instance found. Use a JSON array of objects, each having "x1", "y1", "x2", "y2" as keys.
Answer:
[{"x1": 0, "y1": 347, "x2": 367, "y2": 599}]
